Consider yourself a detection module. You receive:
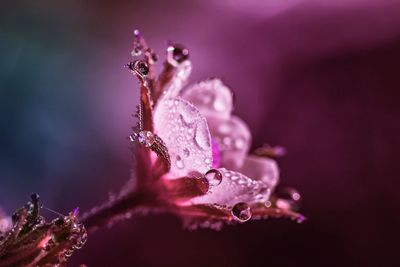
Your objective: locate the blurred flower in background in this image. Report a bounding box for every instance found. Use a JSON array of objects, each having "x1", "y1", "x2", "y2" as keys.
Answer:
[{"x1": 0, "y1": 0, "x2": 399, "y2": 266}]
